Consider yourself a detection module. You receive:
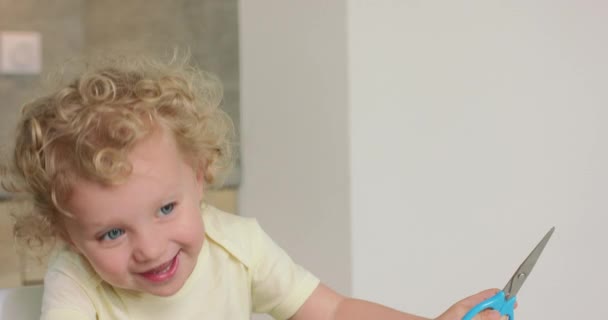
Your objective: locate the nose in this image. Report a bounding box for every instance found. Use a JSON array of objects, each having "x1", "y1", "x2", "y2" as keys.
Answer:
[{"x1": 131, "y1": 228, "x2": 167, "y2": 264}]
